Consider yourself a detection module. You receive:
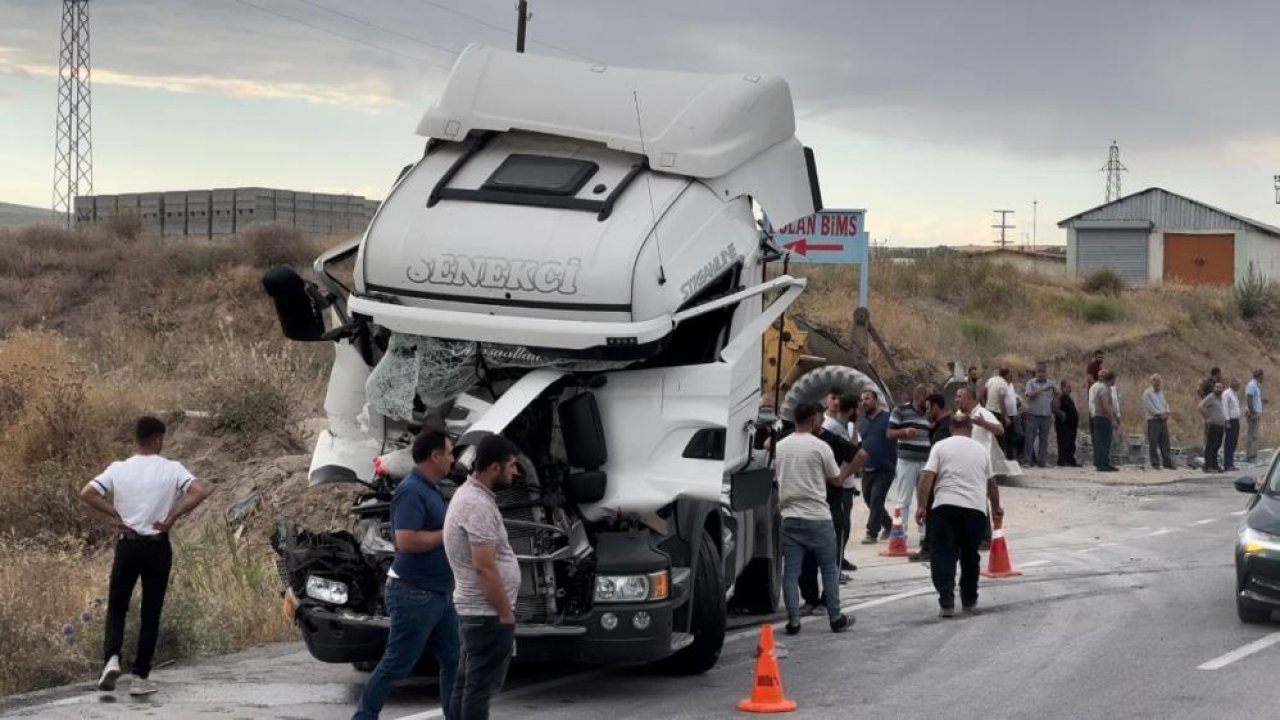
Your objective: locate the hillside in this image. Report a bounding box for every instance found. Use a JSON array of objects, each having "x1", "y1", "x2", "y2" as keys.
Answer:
[{"x1": 0, "y1": 201, "x2": 57, "y2": 229}]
